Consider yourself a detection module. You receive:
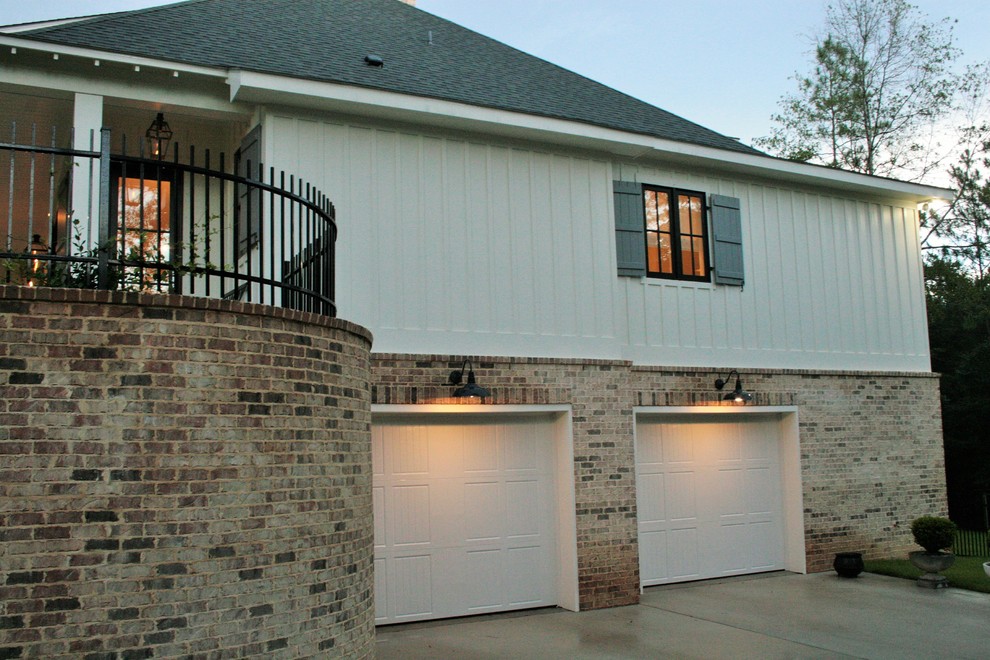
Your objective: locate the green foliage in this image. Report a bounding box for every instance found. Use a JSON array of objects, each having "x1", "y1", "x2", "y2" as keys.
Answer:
[
  {"x1": 865, "y1": 556, "x2": 990, "y2": 592},
  {"x1": 923, "y1": 123, "x2": 990, "y2": 274},
  {"x1": 925, "y1": 257, "x2": 990, "y2": 527},
  {"x1": 1, "y1": 218, "x2": 99, "y2": 289},
  {"x1": 757, "y1": 0, "x2": 960, "y2": 180},
  {"x1": 911, "y1": 516, "x2": 958, "y2": 553},
  {"x1": 2, "y1": 216, "x2": 230, "y2": 294}
]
